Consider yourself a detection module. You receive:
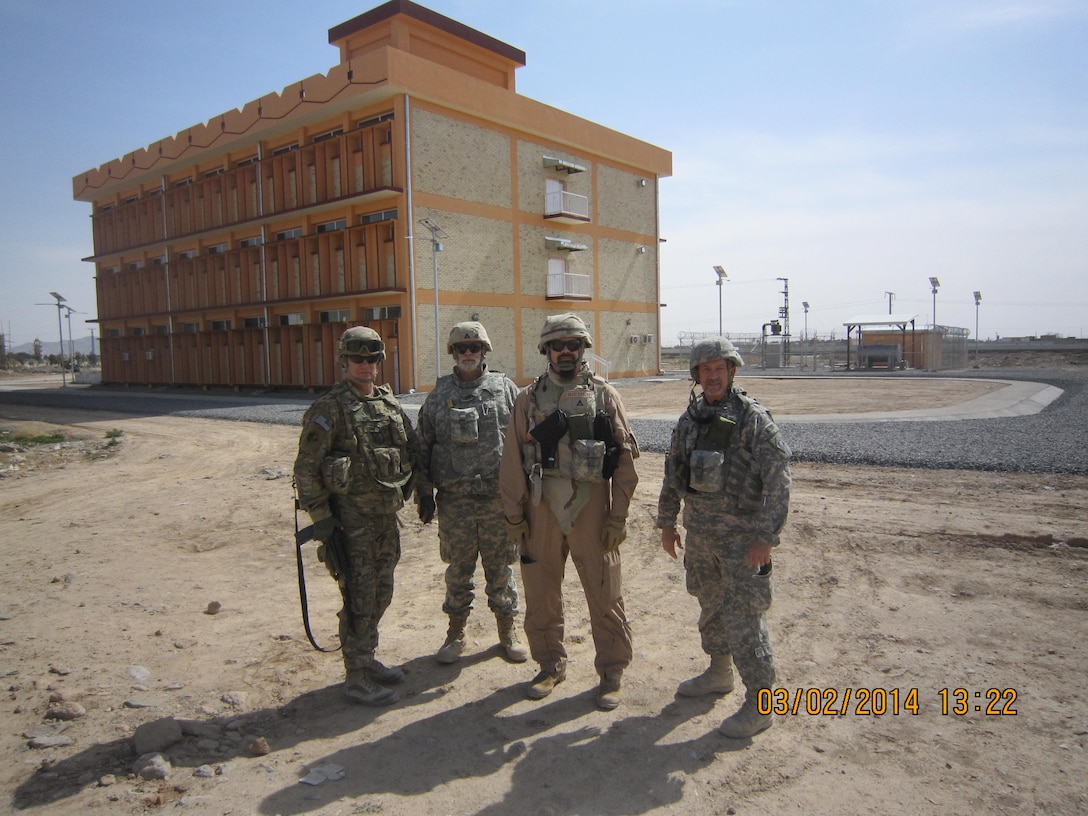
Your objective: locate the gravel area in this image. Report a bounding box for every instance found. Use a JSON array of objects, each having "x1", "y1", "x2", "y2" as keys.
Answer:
[{"x1": 1, "y1": 367, "x2": 1084, "y2": 474}]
